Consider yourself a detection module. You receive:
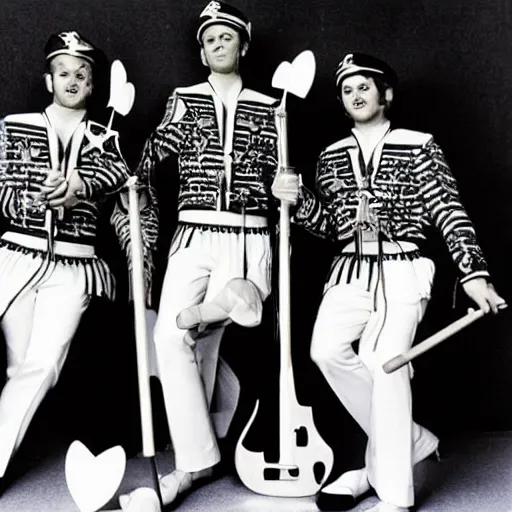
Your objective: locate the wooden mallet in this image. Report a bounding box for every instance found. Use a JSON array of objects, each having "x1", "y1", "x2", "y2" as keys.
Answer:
[{"x1": 383, "y1": 305, "x2": 506, "y2": 374}]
